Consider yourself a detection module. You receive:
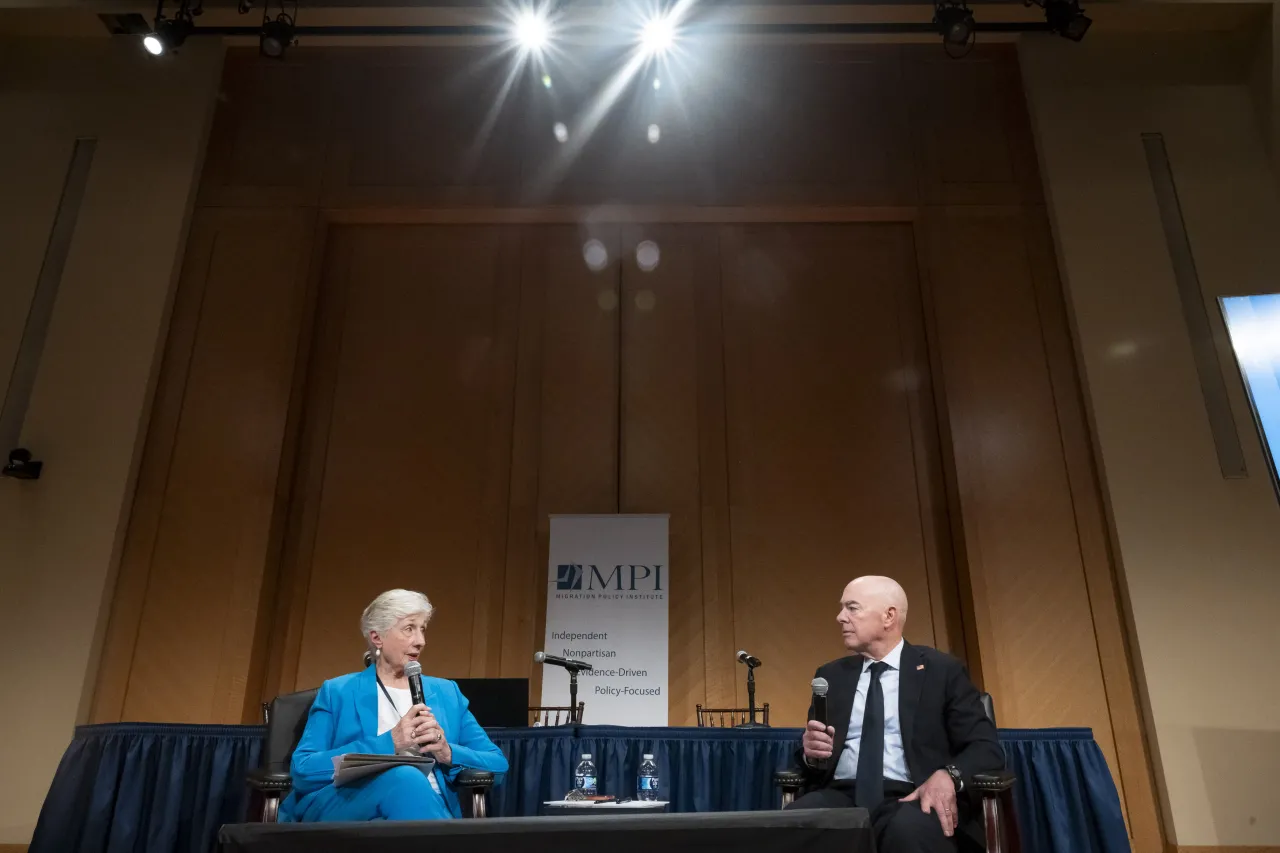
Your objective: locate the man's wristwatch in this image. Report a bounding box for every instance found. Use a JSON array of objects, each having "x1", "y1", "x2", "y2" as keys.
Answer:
[{"x1": 944, "y1": 764, "x2": 964, "y2": 793}]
